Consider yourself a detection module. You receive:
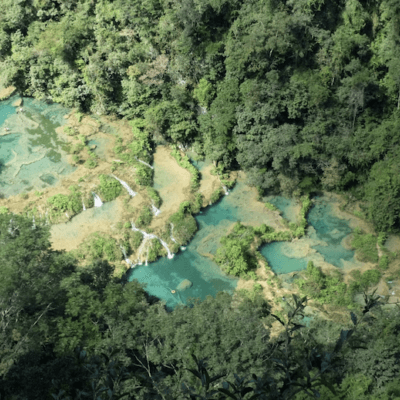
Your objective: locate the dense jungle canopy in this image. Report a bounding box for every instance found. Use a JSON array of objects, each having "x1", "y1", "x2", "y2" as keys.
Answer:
[
  {"x1": 1, "y1": 0, "x2": 400, "y2": 232},
  {"x1": 1, "y1": 0, "x2": 400, "y2": 398}
]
